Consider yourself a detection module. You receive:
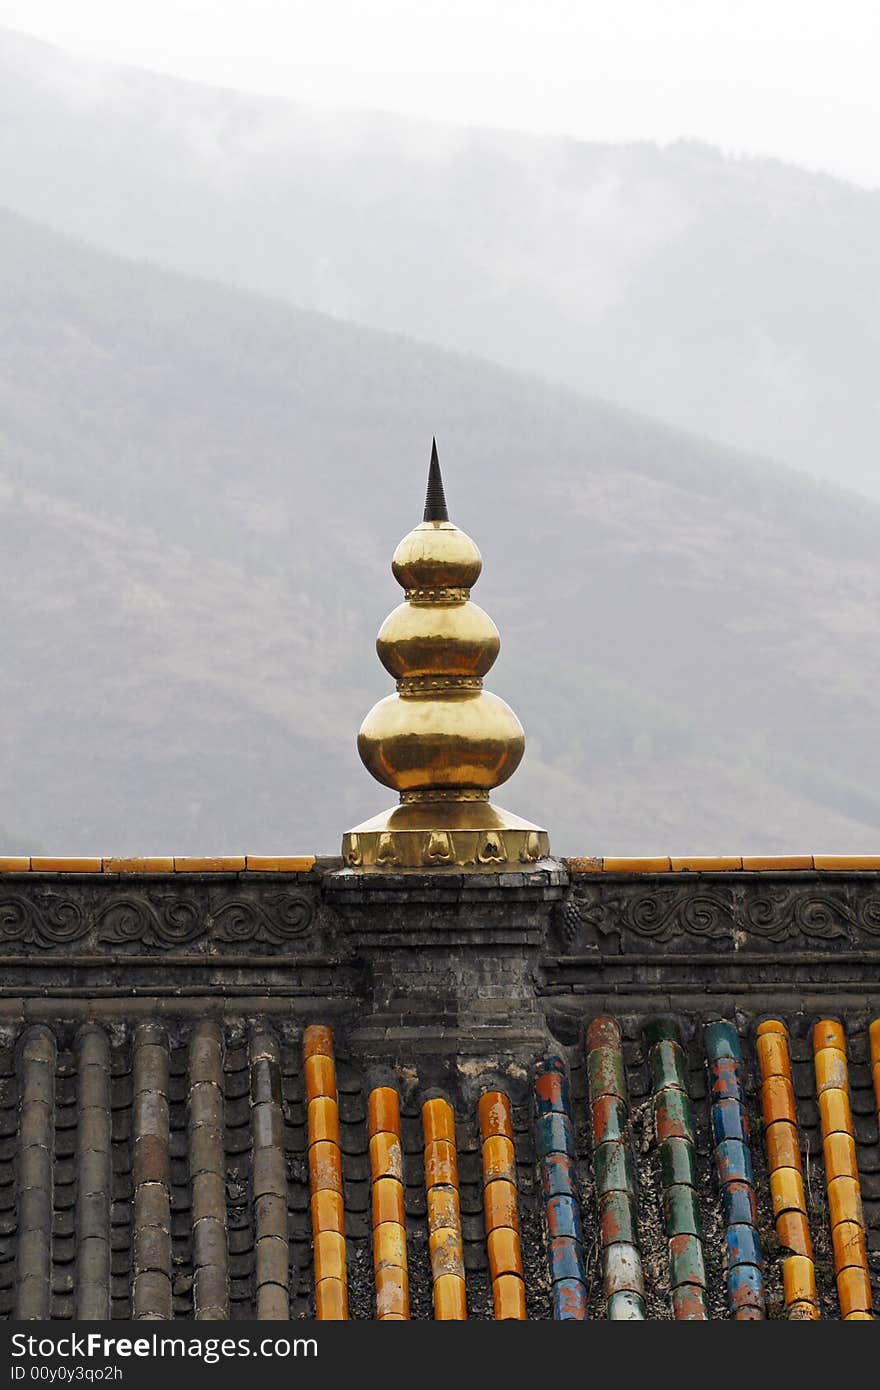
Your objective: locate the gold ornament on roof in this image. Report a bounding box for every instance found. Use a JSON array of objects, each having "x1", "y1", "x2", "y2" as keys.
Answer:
[{"x1": 342, "y1": 440, "x2": 549, "y2": 871}]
